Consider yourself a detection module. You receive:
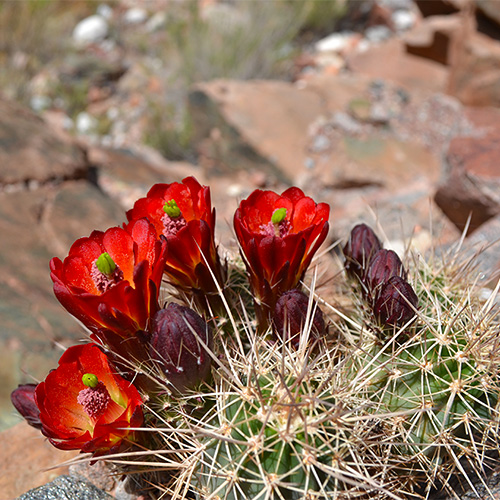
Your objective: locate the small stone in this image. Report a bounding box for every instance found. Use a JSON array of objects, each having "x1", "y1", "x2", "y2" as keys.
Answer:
[
  {"x1": 146, "y1": 11, "x2": 167, "y2": 32},
  {"x1": 30, "y1": 96, "x2": 51, "y2": 112},
  {"x1": 332, "y1": 112, "x2": 363, "y2": 135},
  {"x1": 311, "y1": 134, "x2": 331, "y2": 153},
  {"x1": 72, "y1": 15, "x2": 108, "y2": 46},
  {"x1": 315, "y1": 31, "x2": 356, "y2": 53},
  {"x1": 96, "y1": 4, "x2": 113, "y2": 20},
  {"x1": 123, "y1": 7, "x2": 148, "y2": 25},
  {"x1": 364, "y1": 25, "x2": 393, "y2": 43},
  {"x1": 392, "y1": 9, "x2": 416, "y2": 31},
  {"x1": 76, "y1": 112, "x2": 98, "y2": 135}
]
